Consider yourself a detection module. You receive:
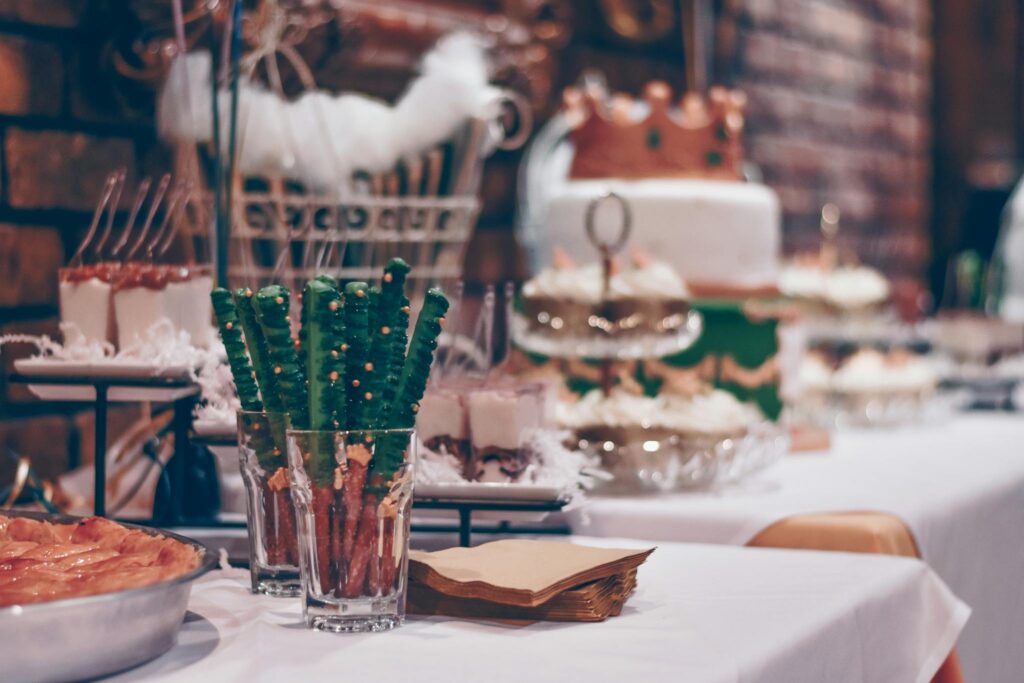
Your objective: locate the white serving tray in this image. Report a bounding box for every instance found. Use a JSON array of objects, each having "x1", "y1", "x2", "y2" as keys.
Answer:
[
  {"x1": 414, "y1": 481, "x2": 565, "y2": 503},
  {"x1": 14, "y1": 357, "x2": 194, "y2": 379},
  {"x1": 13, "y1": 358, "x2": 198, "y2": 402},
  {"x1": 192, "y1": 419, "x2": 236, "y2": 438}
]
